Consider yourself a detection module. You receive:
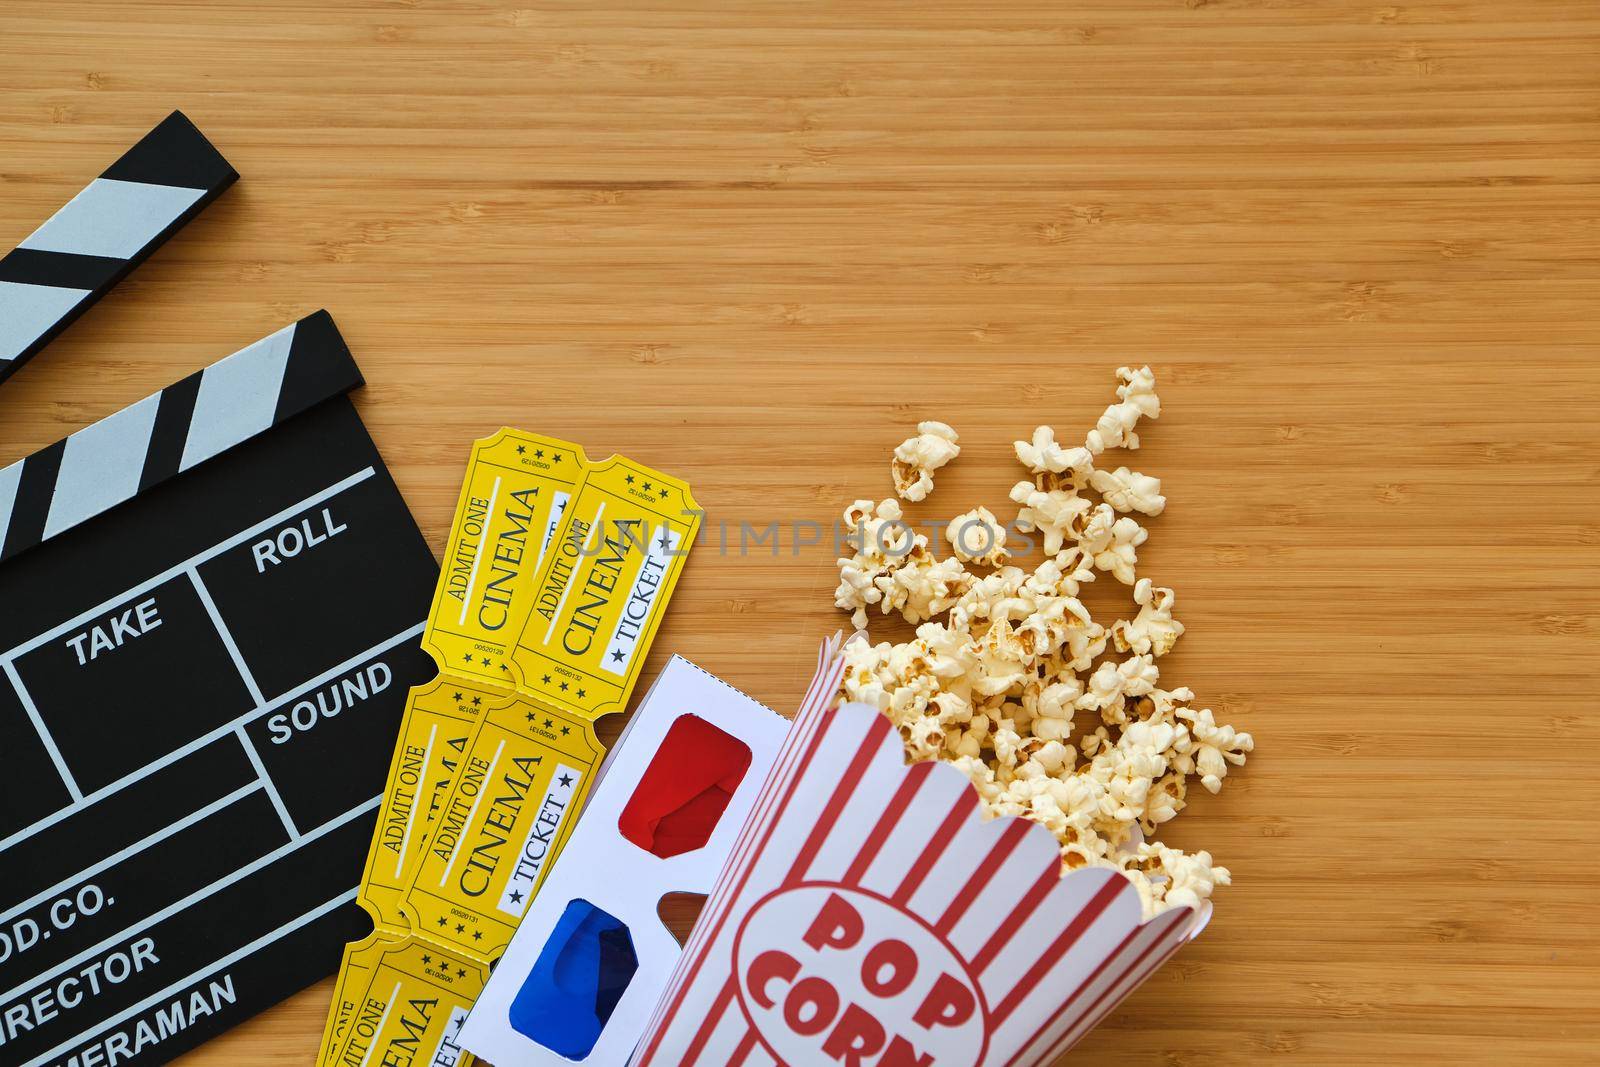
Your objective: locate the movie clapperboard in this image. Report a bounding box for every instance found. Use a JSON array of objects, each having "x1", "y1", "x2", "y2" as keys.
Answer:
[
  {"x1": 0, "y1": 312, "x2": 439, "y2": 1066},
  {"x1": 0, "y1": 111, "x2": 237, "y2": 387}
]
